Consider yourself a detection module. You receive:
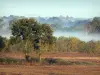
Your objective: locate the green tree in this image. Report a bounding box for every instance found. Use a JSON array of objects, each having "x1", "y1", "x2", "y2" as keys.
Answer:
[
  {"x1": 78, "y1": 41, "x2": 87, "y2": 53},
  {"x1": 9, "y1": 36, "x2": 18, "y2": 45},
  {"x1": 33, "y1": 24, "x2": 53, "y2": 62},
  {"x1": 87, "y1": 40, "x2": 96, "y2": 53},
  {"x1": 94, "y1": 41, "x2": 100, "y2": 54},
  {"x1": 68, "y1": 37, "x2": 80, "y2": 52},
  {"x1": 0, "y1": 36, "x2": 5, "y2": 52},
  {"x1": 11, "y1": 18, "x2": 54, "y2": 62}
]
